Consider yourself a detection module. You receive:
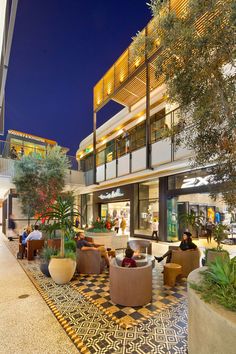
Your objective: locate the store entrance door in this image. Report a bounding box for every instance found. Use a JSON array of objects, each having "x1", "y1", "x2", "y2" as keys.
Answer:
[{"x1": 101, "y1": 201, "x2": 130, "y2": 234}]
